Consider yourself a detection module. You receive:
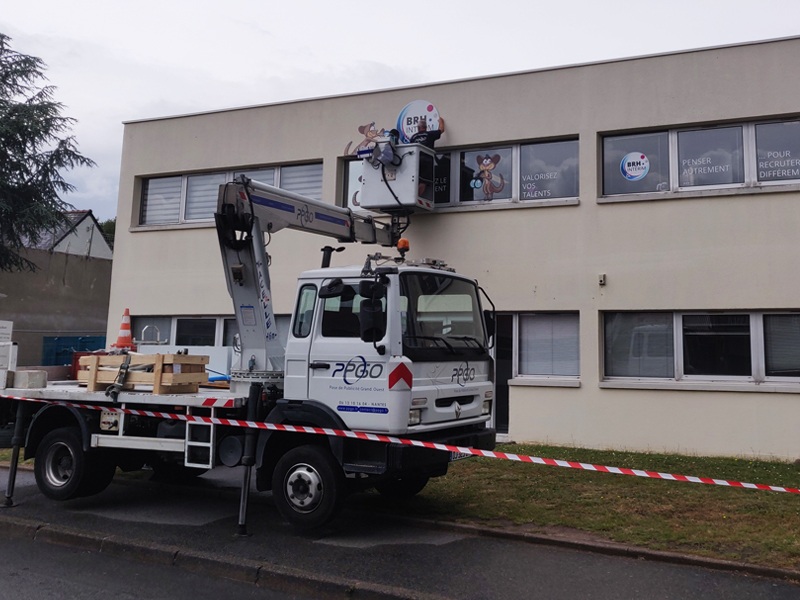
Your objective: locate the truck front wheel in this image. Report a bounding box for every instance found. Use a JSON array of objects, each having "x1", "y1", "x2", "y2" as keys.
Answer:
[
  {"x1": 272, "y1": 445, "x2": 345, "y2": 530},
  {"x1": 34, "y1": 427, "x2": 86, "y2": 501}
]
